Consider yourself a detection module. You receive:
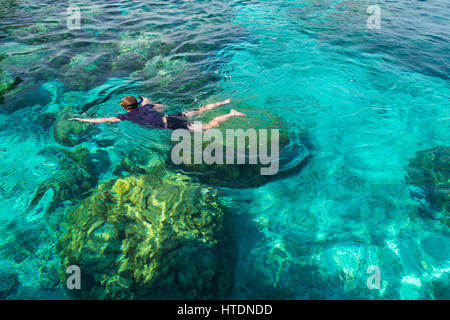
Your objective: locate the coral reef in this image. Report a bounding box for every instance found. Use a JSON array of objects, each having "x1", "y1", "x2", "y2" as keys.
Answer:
[
  {"x1": 0, "y1": 271, "x2": 18, "y2": 299},
  {"x1": 58, "y1": 52, "x2": 112, "y2": 91},
  {"x1": 111, "y1": 32, "x2": 176, "y2": 78},
  {"x1": 0, "y1": 79, "x2": 53, "y2": 113},
  {"x1": 169, "y1": 106, "x2": 312, "y2": 188},
  {"x1": 0, "y1": 70, "x2": 20, "y2": 97},
  {"x1": 132, "y1": 56, "x2": 189, "y2": 88},
  {"x1": 113, "y1": 146, "x2": 166, "y2": 177},
  {"x1": 431, "y1": 271, "x2": 450, "y2": 299},
  {"x1": 117, "y1": 31, "x2": 174, "y2": 58},
  {"x1": 0, "y1": 69, "x2": 25, "y2": 111},
  {"x1": 35, "y1": 112, "x2": 56, "y2": 129},
  {"x1": 0, "y1": 218, "x2": 63, "y2": 299},
  {"x1": 0, "y1": 42, "x2": 54, "y2": 111},
  {"x1": 111, "y1": 51, "x2": 147, "y2": 77},
  {"x1": 58, "y1": 169, "x2": 236, "y2": 299},
  {"x1": 29, "y1": 147, "x2": 105, "y2": 214},
  {"x1": 53, "y1": 106, "x2": 99, "y2": 147},
  {"x1": 406, "y1": 146, "x2": 450, "y2": 226}
]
